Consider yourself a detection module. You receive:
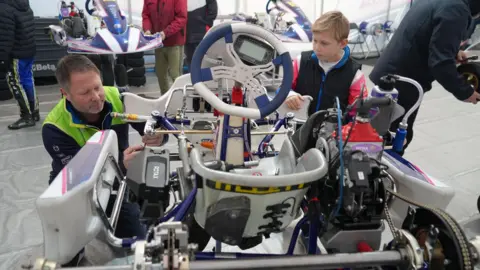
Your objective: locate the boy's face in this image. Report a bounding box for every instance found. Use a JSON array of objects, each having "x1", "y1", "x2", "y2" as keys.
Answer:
[{"x1": 312, "y1": 31, "x2": 348, "y2": 62}]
